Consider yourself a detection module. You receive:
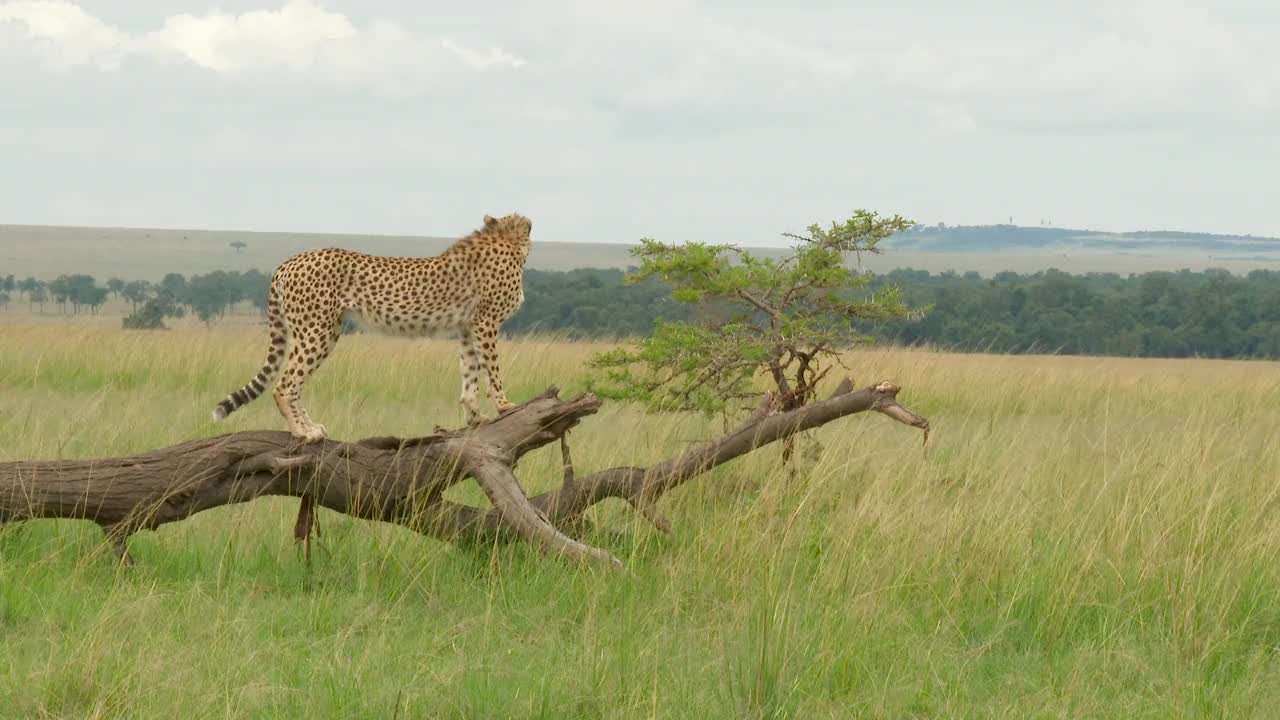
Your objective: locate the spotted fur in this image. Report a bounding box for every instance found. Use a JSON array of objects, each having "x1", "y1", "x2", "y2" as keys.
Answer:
[{"x1": 212, "y1": 213, "x2": 532, "y2": 441}]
